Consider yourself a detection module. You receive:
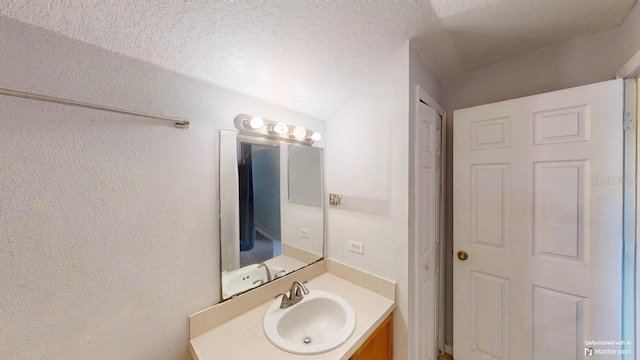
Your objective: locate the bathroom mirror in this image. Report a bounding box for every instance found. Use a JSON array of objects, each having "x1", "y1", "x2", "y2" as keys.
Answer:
[{"x1": 219, "y1": 130, "x2": 324, "y2": 300}]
